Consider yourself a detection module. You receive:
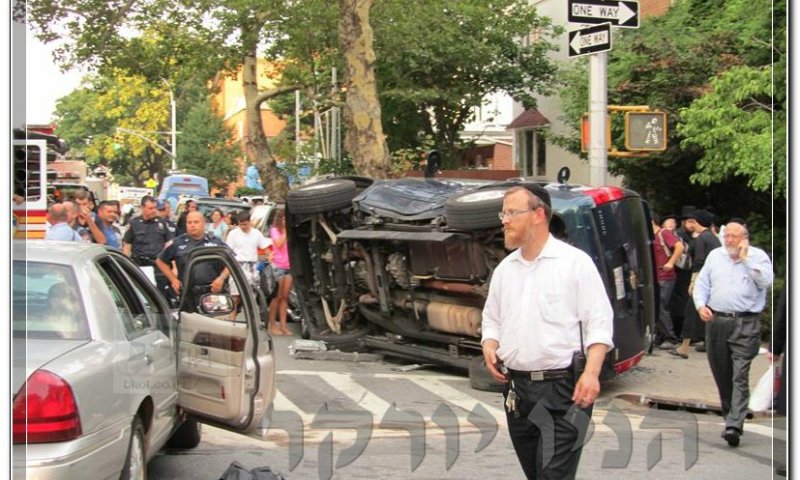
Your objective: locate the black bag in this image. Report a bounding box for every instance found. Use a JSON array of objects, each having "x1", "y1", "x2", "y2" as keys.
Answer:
[
  {"x1": 260, "y1": 262, "x2": 278, "y2": 298},
  {"x1": 218, "y1": 461, "x2": 285, "y2": 480}
]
